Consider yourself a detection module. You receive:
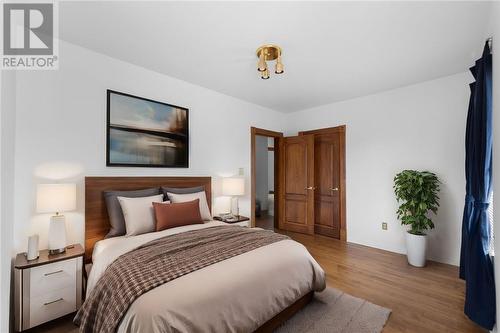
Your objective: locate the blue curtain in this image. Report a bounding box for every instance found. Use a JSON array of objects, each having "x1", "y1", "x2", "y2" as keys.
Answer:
[{"x1": 459, "y1": 41, "x2": 495, "y2": 330}]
